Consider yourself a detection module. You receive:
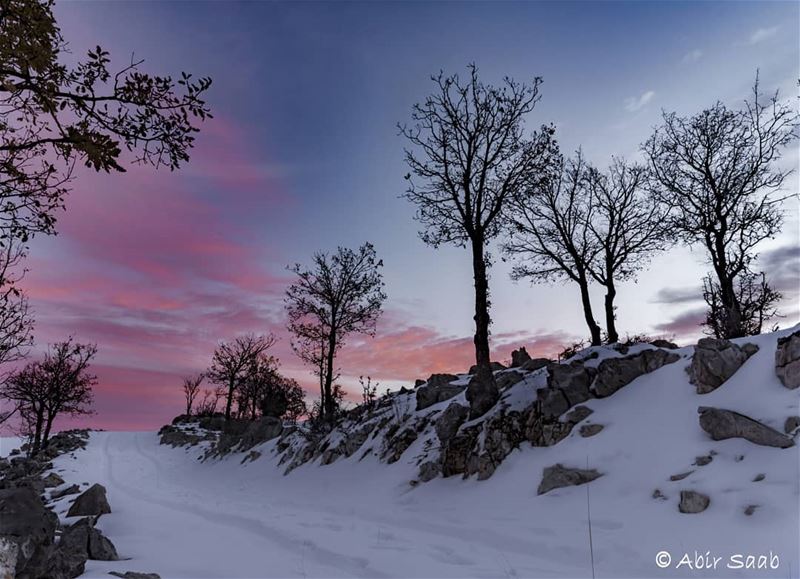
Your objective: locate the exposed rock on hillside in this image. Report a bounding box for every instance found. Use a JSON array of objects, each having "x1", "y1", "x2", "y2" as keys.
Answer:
[
  {"x1": 415, "y1": 374, "x2": 462, "y2": 411},
  {"x1": 688, "y1": 338, "x2": 758, "y2": 394},
  {"x1": 537, "y1": 464, "x2": 602, "y2": 495},
  {"x1": 775, "y1": 330, "x2": 800, "y2": 389},
  {"x1": 592, "y1": 349, "x2": 679, "y2": 398},
  {"x1": 66, "y1": 483, "x2": 111, "y2": 518},
  {"x1": 698, "y1": 406, "x2": 795, "y2": 448}
]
